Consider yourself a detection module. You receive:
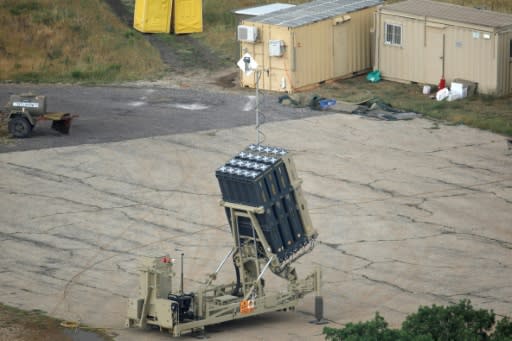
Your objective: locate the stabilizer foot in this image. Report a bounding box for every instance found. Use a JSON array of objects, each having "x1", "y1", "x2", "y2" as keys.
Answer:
[{"x1": 310, "y1": 295, "x2": 328, "y2": 325}]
